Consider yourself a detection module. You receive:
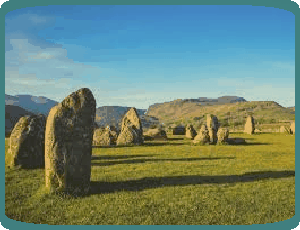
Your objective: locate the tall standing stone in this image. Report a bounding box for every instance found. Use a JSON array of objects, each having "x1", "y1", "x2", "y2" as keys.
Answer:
[
  {"x1": 8, "y1": 114, "x2": 46, "y2": 169},
  {"x1": 290, "y1": 122, "x2": 295, "y2": 134},
  {"x1": 207, "y1": 114, "x2": 219, "y2": 143},
  {"x1": 45, "y1": 88, "x2": 96, "y2": 195},
  {"x1": 116, "y1": 107, "x2": 143, "y2": 146},
  {"x1": 244, "y1": 115, "x2": 255, "y2": 135}
]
